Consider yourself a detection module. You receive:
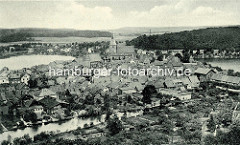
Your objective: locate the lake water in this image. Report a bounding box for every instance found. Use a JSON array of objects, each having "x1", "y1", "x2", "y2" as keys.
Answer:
[
  {"x1": 0, "y1": 55, "x2": 75, "y2": 70},
  {"x1": 0, "y1": 36, "x2": 136, "y2": 46},
  {"x1": 0, "y1": 111, "x2": 143, "y2": 143},
  {"x1": 197, "y1": 58, "x2": 240, "y2": 72}
]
